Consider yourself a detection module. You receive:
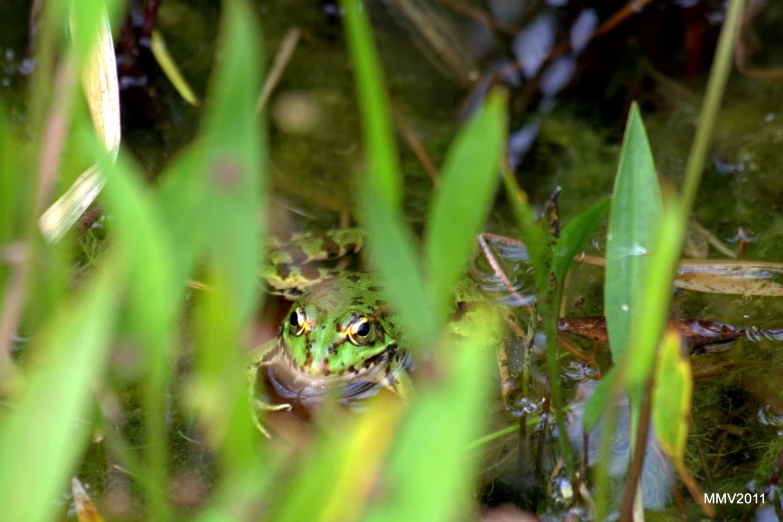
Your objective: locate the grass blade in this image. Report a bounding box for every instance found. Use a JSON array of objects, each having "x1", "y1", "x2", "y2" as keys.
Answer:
[
  {"x1": 0, "y1": 259, "x2": 122, "y2": 522},
  {"x1": 365, "y1": 315, "x2": 498, "y2": 522},
  {"x1": 426, "y1": 91, "x2": 506, "y2": 323},
  {"x1": 343, "y1": 0, "x2": 433, "y2": 346}
]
